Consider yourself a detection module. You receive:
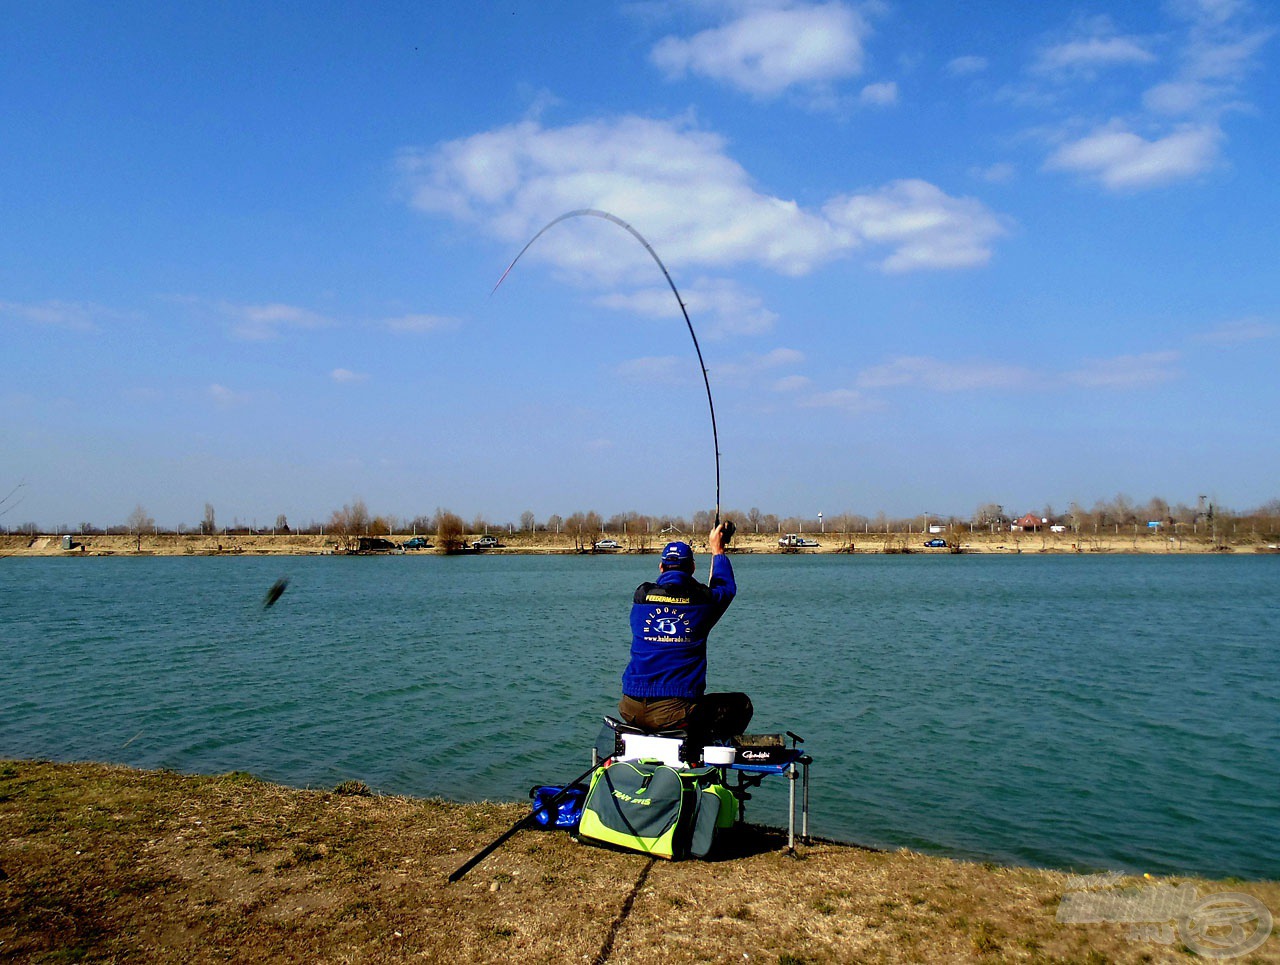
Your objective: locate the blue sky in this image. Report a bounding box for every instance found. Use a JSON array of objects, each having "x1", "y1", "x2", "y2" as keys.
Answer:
[{"x1": 3, "y1": 0, "x2": 1277, "y2": 530}]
